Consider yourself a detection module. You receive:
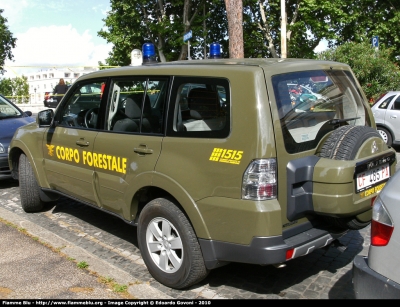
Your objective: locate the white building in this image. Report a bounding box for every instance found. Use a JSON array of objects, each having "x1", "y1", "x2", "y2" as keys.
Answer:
[{"x1": 26, "y1": 67, "x2": 98, "y2": 104}]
